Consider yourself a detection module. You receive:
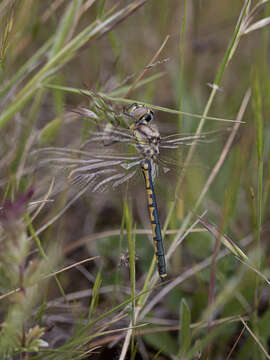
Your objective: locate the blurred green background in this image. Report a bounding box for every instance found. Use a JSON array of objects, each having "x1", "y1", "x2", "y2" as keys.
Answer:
[{"x1": 1, "y1": 0, "x2": 270, "y2": 359}]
